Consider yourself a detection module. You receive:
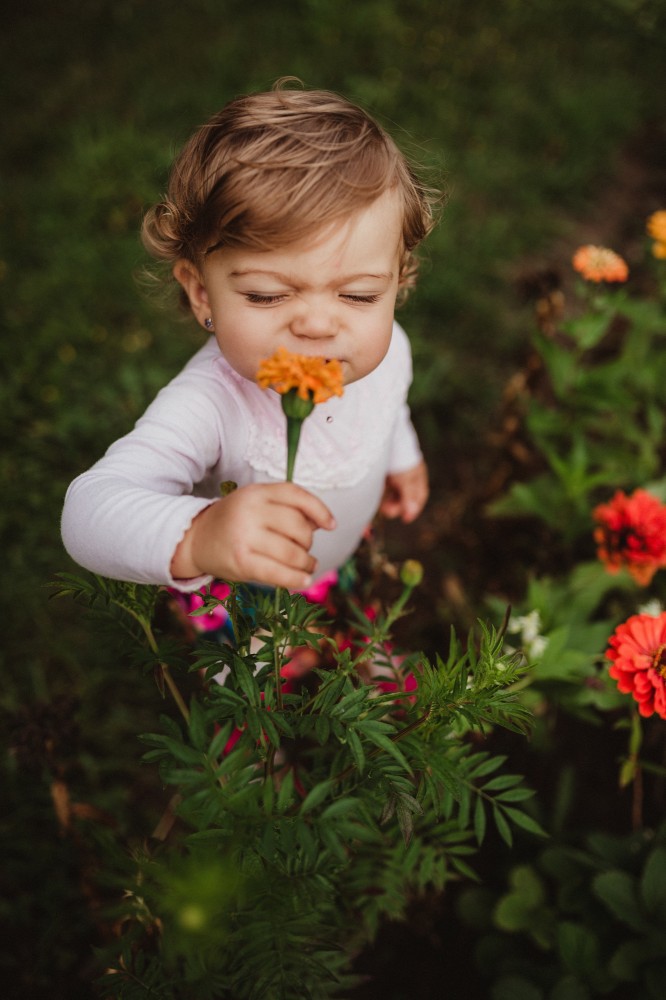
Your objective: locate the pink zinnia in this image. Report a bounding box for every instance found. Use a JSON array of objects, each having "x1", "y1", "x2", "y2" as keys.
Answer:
[
  {"x1": 606, "y1": 612, "x2": 666, "y2": 719},
  {"x1": 169, "y1": 581, "x2": 231, "y2": 632},
  {"x1": 375, "y1": 670, "x2": 418, "y2": 707},
  {"x1": 299, "y1": 570, "x2": 339, "y2": 606}
]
